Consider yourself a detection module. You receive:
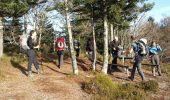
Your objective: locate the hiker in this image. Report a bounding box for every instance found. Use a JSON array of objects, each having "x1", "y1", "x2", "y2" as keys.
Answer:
[
  {"x1": 149, "y1": 41, "x2": 162, "y2": 76},
  {"x1": 73, "y1": 39, "x2": 80, "y2": 57},
  {"x1": 109, "y1": 36, "x2": 120, "y2": 70},
  {"x1": 27, "y1": 30, "x2": 41, "y2": 77},
  {"x1": 86, "y1": 37, "x2": 94, "y2": 62},
  {"x1": 128, "y1": 38, "x2": 148, "y2": 81},
  {"x1": 55, "y1": 36, "x2": 65, "y2": 68}
]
